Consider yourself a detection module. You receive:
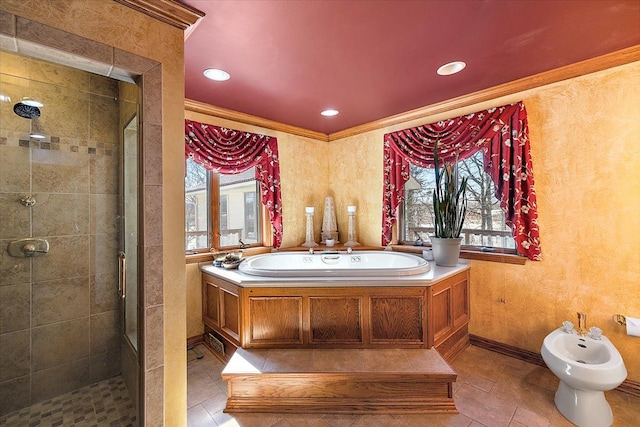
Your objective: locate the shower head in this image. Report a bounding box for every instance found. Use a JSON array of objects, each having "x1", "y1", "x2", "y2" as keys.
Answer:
[{"x1": 13, "y1": 102, "x2": 41, "y2": 119}]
